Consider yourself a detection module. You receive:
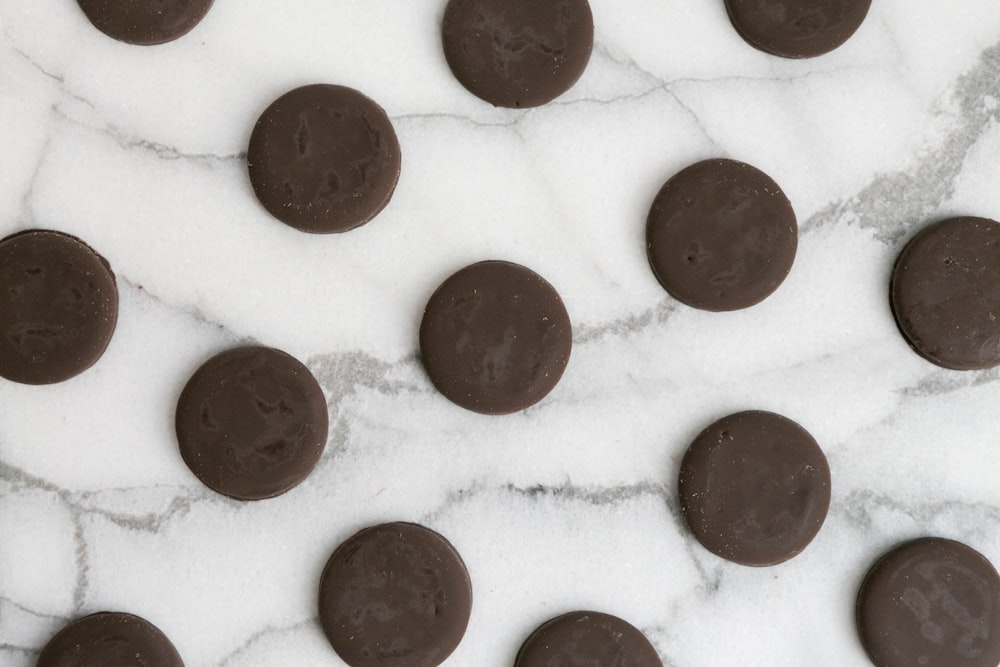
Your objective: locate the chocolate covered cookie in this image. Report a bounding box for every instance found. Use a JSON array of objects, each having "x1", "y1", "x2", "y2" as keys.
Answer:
[
  {"x1": 0, "y1": 230, "x2": 118, "y2": 385},
  {"x1": 175, "y1": 346, "x2": 328, "y2": 501},
  {"x1": 247, "y1": 85, "x2": 401, "y2": 233},
  {"x1": 891, "y1": 216, "x2": 1000, "y2": 370},
  {"x1": 38, "y1": 612, "x2": 184, "y2": 667},
  {"x1": 857, "y1": 538, "x2": 1000, "y2": 667},
  {"x1": 724, "y1": 0, "x2": 872, "y2": 58},
  {"x1": 678, "y1": 410, "x2": 830, "y2": 566},
  {"x1": 515, "y1": 611, "x2": 662, "y2": 667},
  {"x1": 646, "y1": 159, "x2": 797, "y2": 311},
  {"x1": 319, "y1": 522, "x2": 473, "y2": 667},
  {"x1": 419, "y1": 260, "x2": 572, "y2": 415},
  {"x1": 76, "y1": 0, "x2": 214, "y2": 45},
  {"x1": 442, "y1": 0, "x2": 594, "y2": 108}
]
